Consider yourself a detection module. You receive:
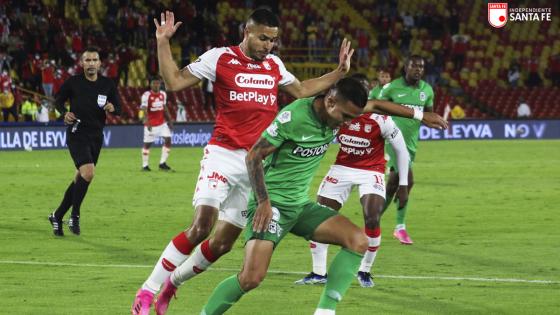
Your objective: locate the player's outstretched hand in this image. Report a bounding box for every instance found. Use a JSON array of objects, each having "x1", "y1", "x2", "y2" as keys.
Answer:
[
  {"x1": 396, "y1": 185, "x2": 409, "y2": 209},
  {"x1": 64, "y1": 112, "x2": 76, "y2": 125},
  {"x1": 154, "y1": 11, "x2": 183, "y2": 41},
  {"x1": 337, "y1": 38, "x2": 355, "y2": 74},
  {"x1": 422, "y1": 112, "x2": 448, "y2": 129},
  {"x1": 103, "y1": 102, "x2": 115, "y2": 113},
  {"x1": 253, "y1": 200, "x2": 273, "y2": 233}
]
